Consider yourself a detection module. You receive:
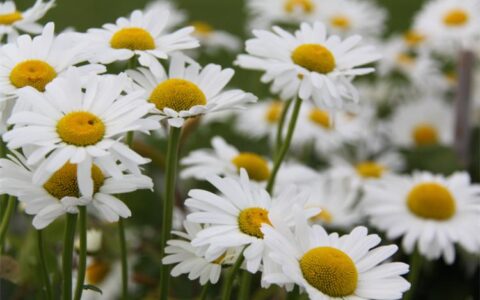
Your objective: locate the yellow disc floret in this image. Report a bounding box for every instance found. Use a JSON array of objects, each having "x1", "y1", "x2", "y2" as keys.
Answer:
[
  {"x1": 192, "y1": 21, "x2": 214, "y2": 36},
  {"x1": 407, "y1": 182, "x2": 456, "y2": 220},
  {"x1": 9, "y1": 60, "x2": 57, "y2": 92},
  {"x1": 412, "y1": 123, "x2": 438, "y2": 146},
  {"x1": 309, "y1": 108, "x2": 332, "y2": 129},
  {"x1": 110, "y1": 27, "x2": 155, "y2": 50},
  {"x1": 232, "y1": 153, "x2": 270, "y2": 182},
  {"x1": 355, "y1": 161, "x2": 385, "y2": 179},
  {"x1": 443, "y1": 9, "x2": 469, "y2": 27},
  {"x1": 311, "y1": 208, "x2": 333, "y2": 224},
  {"x1": 86, "y1": 259, "x2": 111, "y2": 285},
  {"x1": 149, "y1": 78, "x2": 207, "y2": 112},
  {"x1": 330, "y1": 15, "x2": 351, "y2": 30},
  {"x1": 265, "y1": 102, "x2": 283, "y2": 124},
  {"x1": 403, "y1": 30, "x2": 426, "y2": 47},
  {"x1": 284, "y1": 0, "x2": 315, "y2": 13},
  {"x1": 43, "y1": 163, "x2": 105, "y2": 200},
  {"x1": 57, "y1": 112, "x2": 106, "y2": 146},
  {"x1": 238, "y1": 207, "x2": 272, "y2": 238},
  {"x1": 300, "y1": 246, "x2": 358, "y2": 297},
  {"x1": 0, "y1": 11, "x2": 22, "y2": 25},
  {"x1": 292, "y1": 44, "x2": 336, "y2": 74}
]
